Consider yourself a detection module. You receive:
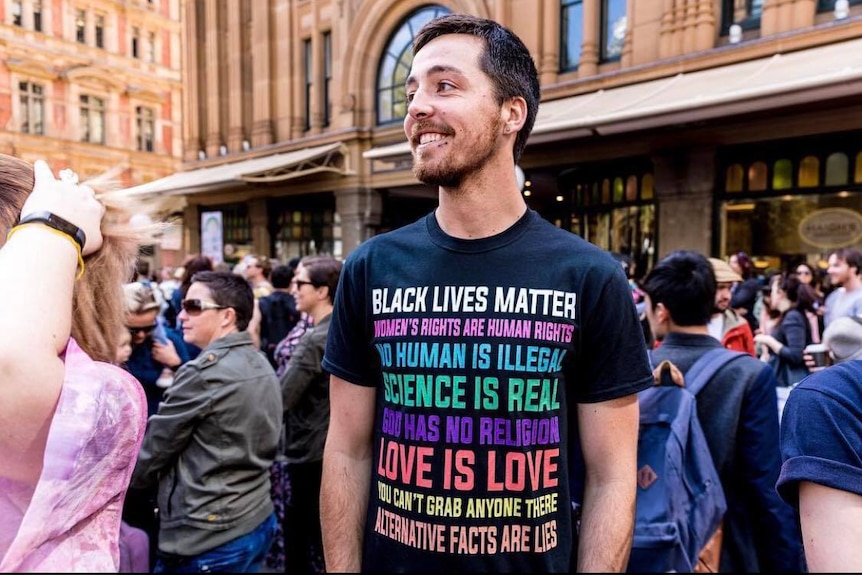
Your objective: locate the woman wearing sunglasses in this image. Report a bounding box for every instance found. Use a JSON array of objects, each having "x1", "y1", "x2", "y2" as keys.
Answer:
[
  {"x1": 0, "y1": 156, "x2": 155, "y2": 570},
  {"x1": 277, "y1": 255, "x2": 343, "y2": 574},
  {"x1": 131, "y1": 271, "x2": 282, "y2": 573}
]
